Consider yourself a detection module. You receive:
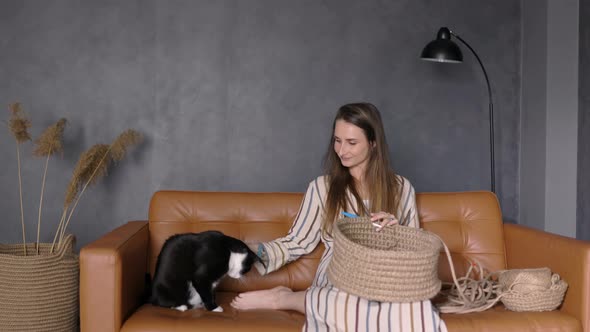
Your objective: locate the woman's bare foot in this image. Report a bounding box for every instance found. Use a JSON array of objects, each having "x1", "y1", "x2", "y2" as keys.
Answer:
[{"x1": 230, "y1": 286, "x2": 304, "y2": 312}]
